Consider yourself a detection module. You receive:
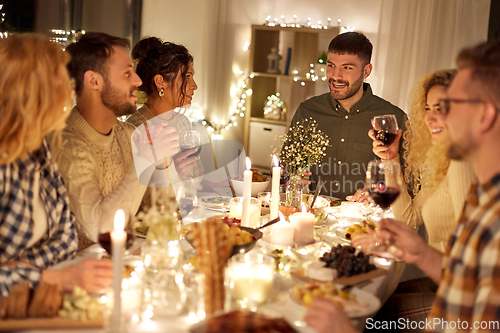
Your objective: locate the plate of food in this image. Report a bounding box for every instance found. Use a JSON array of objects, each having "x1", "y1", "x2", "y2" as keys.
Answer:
[
  {"x1": 287, "y1": 282, "x2": 381, "y2": 319},
  {"x1": 333, "y1": 220, "x2": 377, "y2": 242},
  {"x1": 199, "y1": 195, "x2": 233, "y2": 209}
]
